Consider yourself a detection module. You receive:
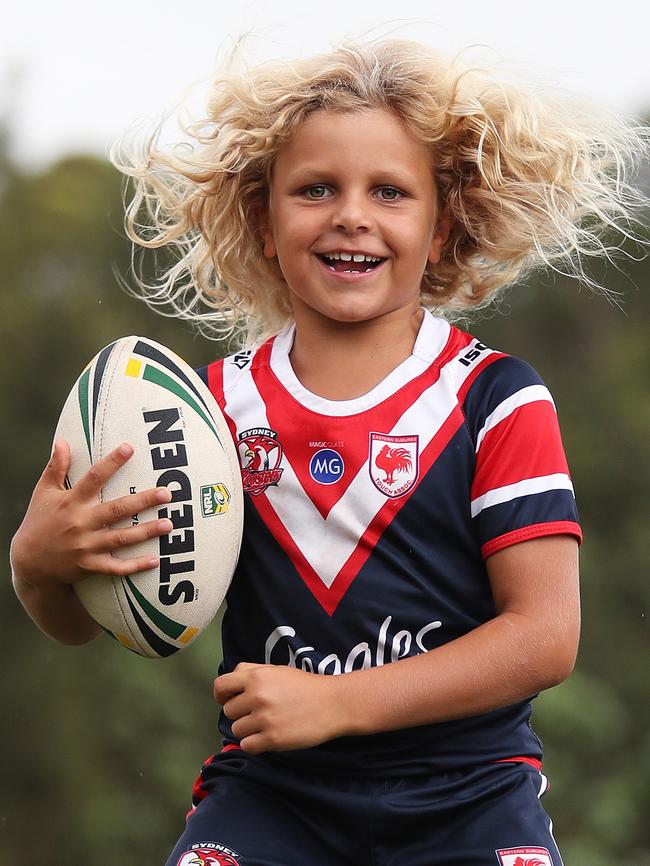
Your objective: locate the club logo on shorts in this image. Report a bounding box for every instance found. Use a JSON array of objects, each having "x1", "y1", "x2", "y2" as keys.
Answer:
[
  {"x1": 495, "y1": 847, "x2": 554, "y2": 866},
  {"x1": 237, "y1": 427, "x2": 284, "y2": 496},
  {"x1": 369, "y1": 433, "x2": 419, "y2": 498},
  {"x1": 177, "y1": 842, "x2": 240, "y2": 866}
]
